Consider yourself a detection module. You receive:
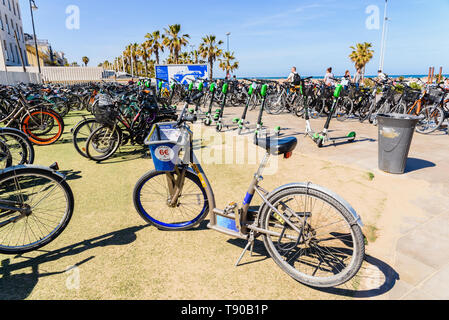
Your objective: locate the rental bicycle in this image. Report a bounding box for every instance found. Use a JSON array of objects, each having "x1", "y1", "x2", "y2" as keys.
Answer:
[{"x1": 133, "y1": 93, "x2": 365, "y2": 288}]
